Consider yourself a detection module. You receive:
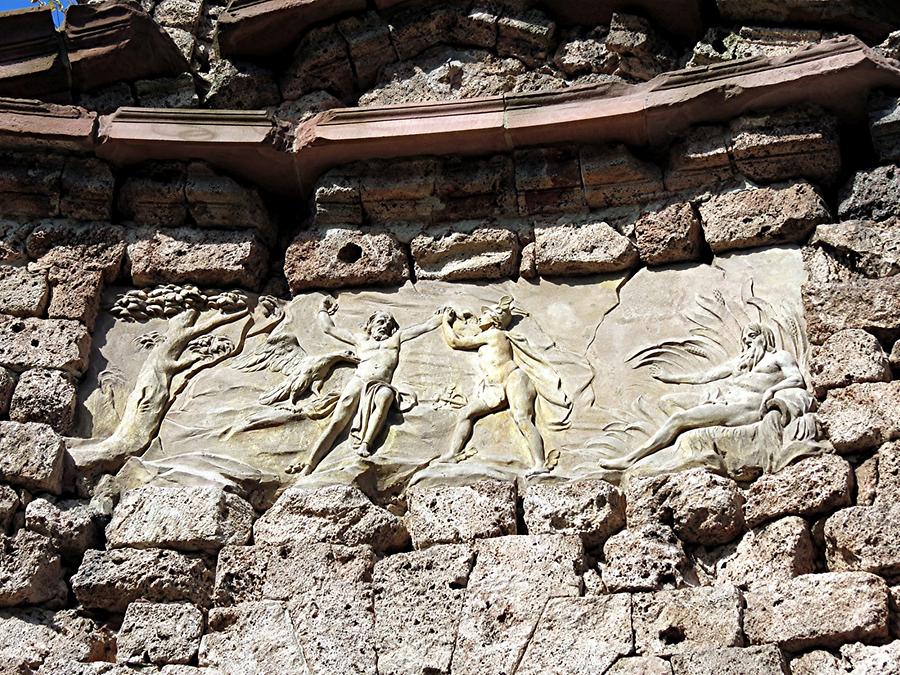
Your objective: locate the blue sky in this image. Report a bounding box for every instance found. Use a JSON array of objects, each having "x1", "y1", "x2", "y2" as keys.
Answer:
[{"x1": 0, "y1": 0, "x2": 73, "y2": 25}]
